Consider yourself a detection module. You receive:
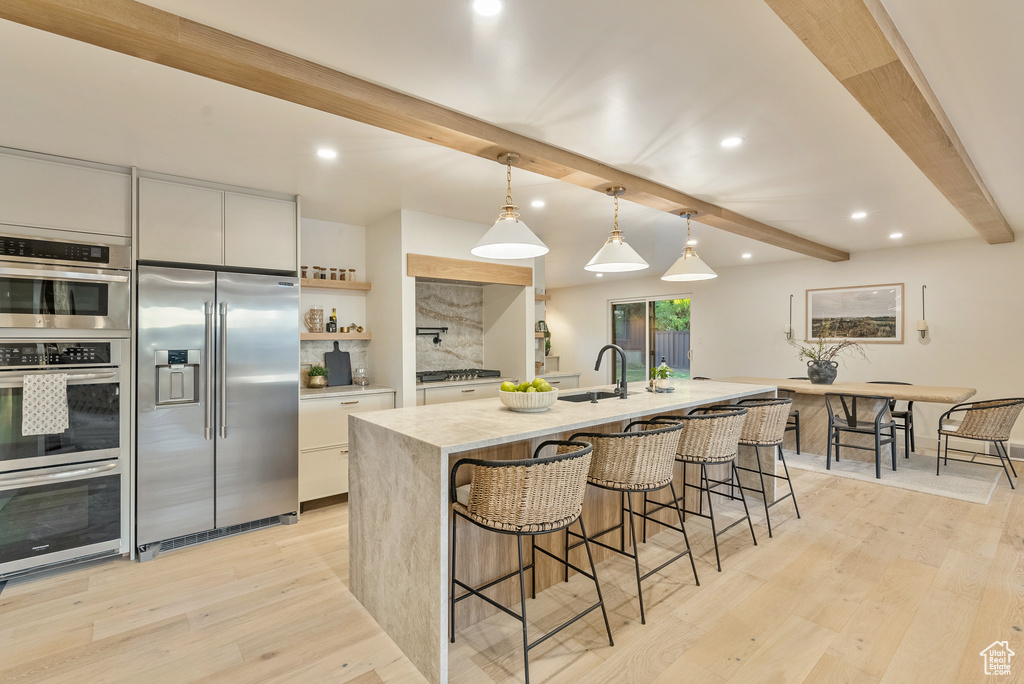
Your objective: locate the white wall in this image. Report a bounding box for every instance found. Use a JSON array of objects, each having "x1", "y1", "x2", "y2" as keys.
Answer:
[
  {"x1": 549, "y1": 237, "x2": 1024, "y2": 444},
  {"x1": 300, "y1": 218, "x2": 366, "y2": 330}
]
